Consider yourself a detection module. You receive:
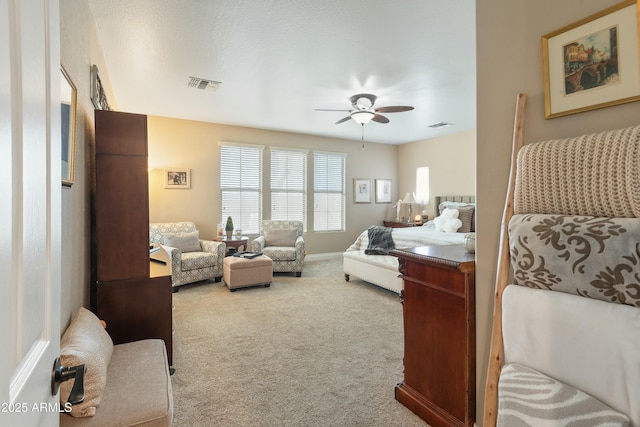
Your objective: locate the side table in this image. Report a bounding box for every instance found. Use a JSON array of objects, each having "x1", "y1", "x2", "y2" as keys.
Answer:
[
  {"x1": 383, "y1": 220, "x2": 416, "y2": 228},
  {"x1": 214, "y1": 235, "x2": 249, "y2": 255}
]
